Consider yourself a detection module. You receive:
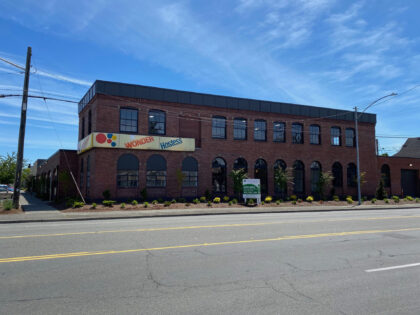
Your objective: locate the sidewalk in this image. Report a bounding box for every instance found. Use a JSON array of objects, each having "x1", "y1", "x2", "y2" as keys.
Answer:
[{"x1": 1, "y1": 193, "x2": 420, "y2": 223}]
